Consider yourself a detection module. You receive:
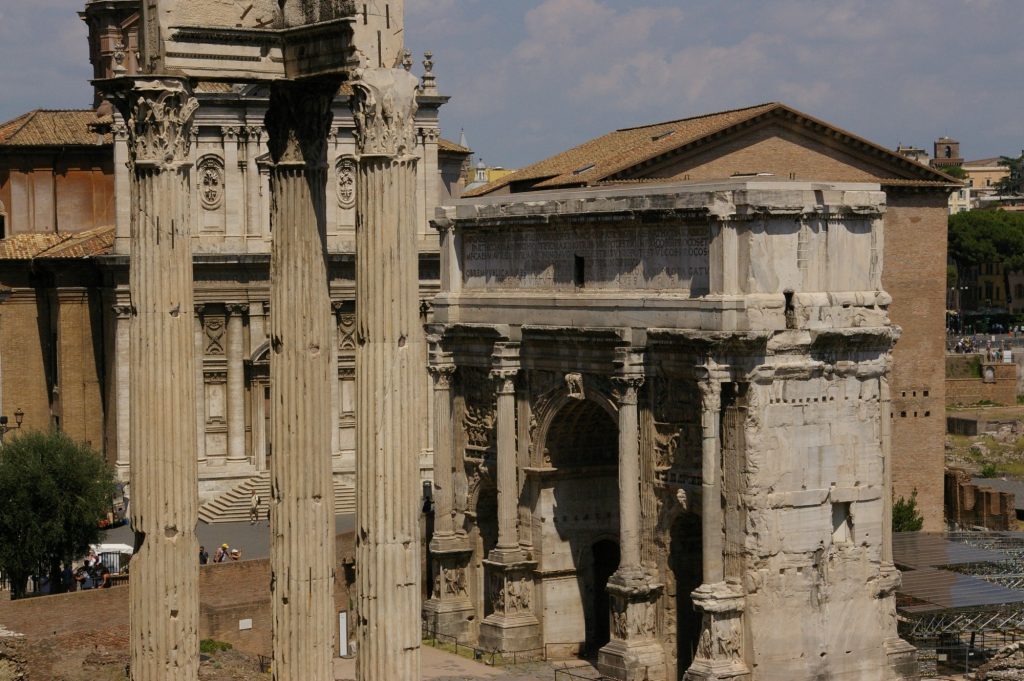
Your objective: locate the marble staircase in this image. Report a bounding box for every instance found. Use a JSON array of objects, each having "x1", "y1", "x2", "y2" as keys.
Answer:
[{"x1": 198, "y1": 471, "x2": 356, "y2": 523}]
